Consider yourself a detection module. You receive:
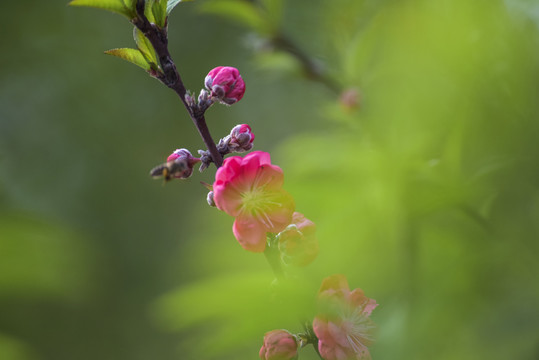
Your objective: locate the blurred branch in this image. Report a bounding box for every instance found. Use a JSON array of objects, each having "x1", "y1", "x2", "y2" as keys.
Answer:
[
  {"x1": 270, "y1": 33, "x2": 341, "y2": 94},
  {"x1": 132, "y1": 0, "x2": 223, "y2": 168}
]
